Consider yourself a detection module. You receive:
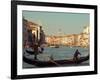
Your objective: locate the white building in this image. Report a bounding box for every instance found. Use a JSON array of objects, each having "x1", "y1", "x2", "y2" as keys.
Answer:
[
  {"x1": 79, "y1": 26, "x2": 90, "y2": 47},
  {"x1": 83, "y1": 26, "x2": 90, "y2": 34}
]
